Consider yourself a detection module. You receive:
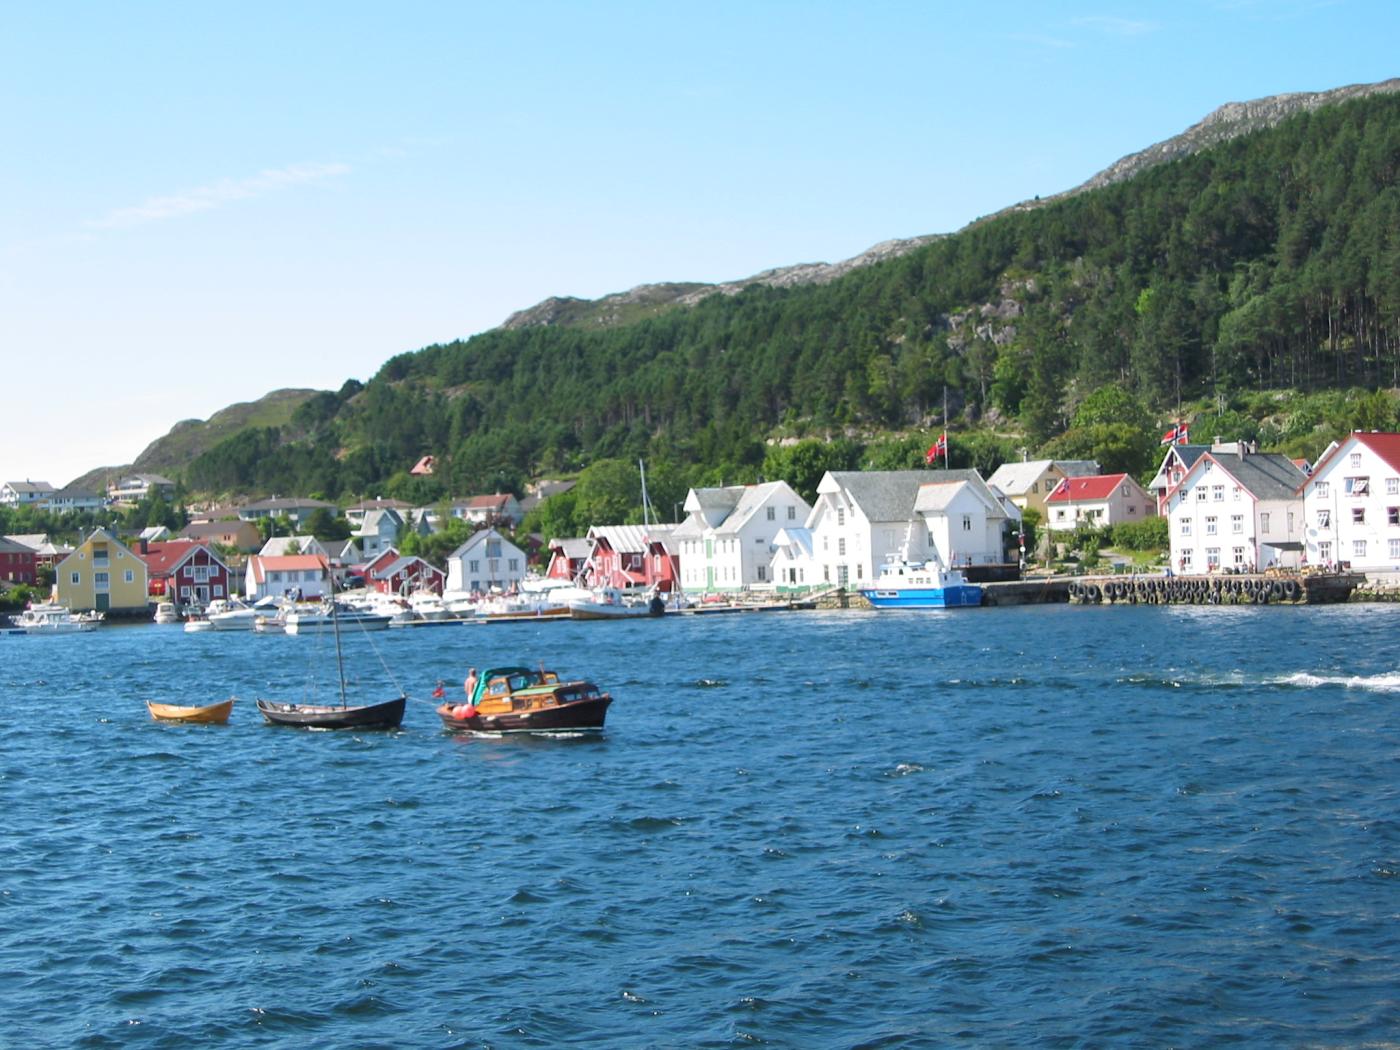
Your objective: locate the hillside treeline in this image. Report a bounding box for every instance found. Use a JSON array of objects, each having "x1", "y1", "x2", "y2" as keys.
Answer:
[{"x1": 185, "y1": 93, "x2": 1400, "y2": 499}]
